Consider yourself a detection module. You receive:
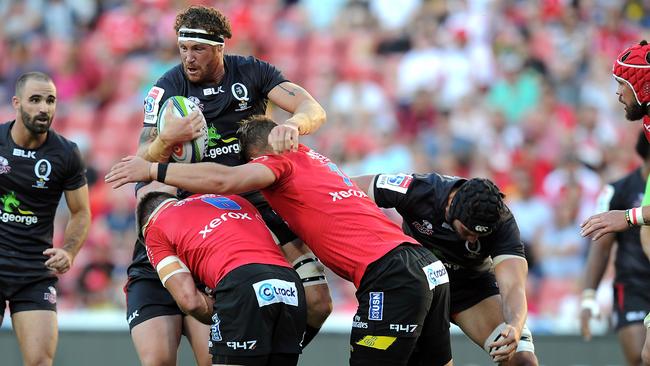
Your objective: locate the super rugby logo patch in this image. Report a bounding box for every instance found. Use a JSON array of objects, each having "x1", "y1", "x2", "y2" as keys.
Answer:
[{"x1": 376, "y1": 174, "x2": 413, "y2": 194}]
